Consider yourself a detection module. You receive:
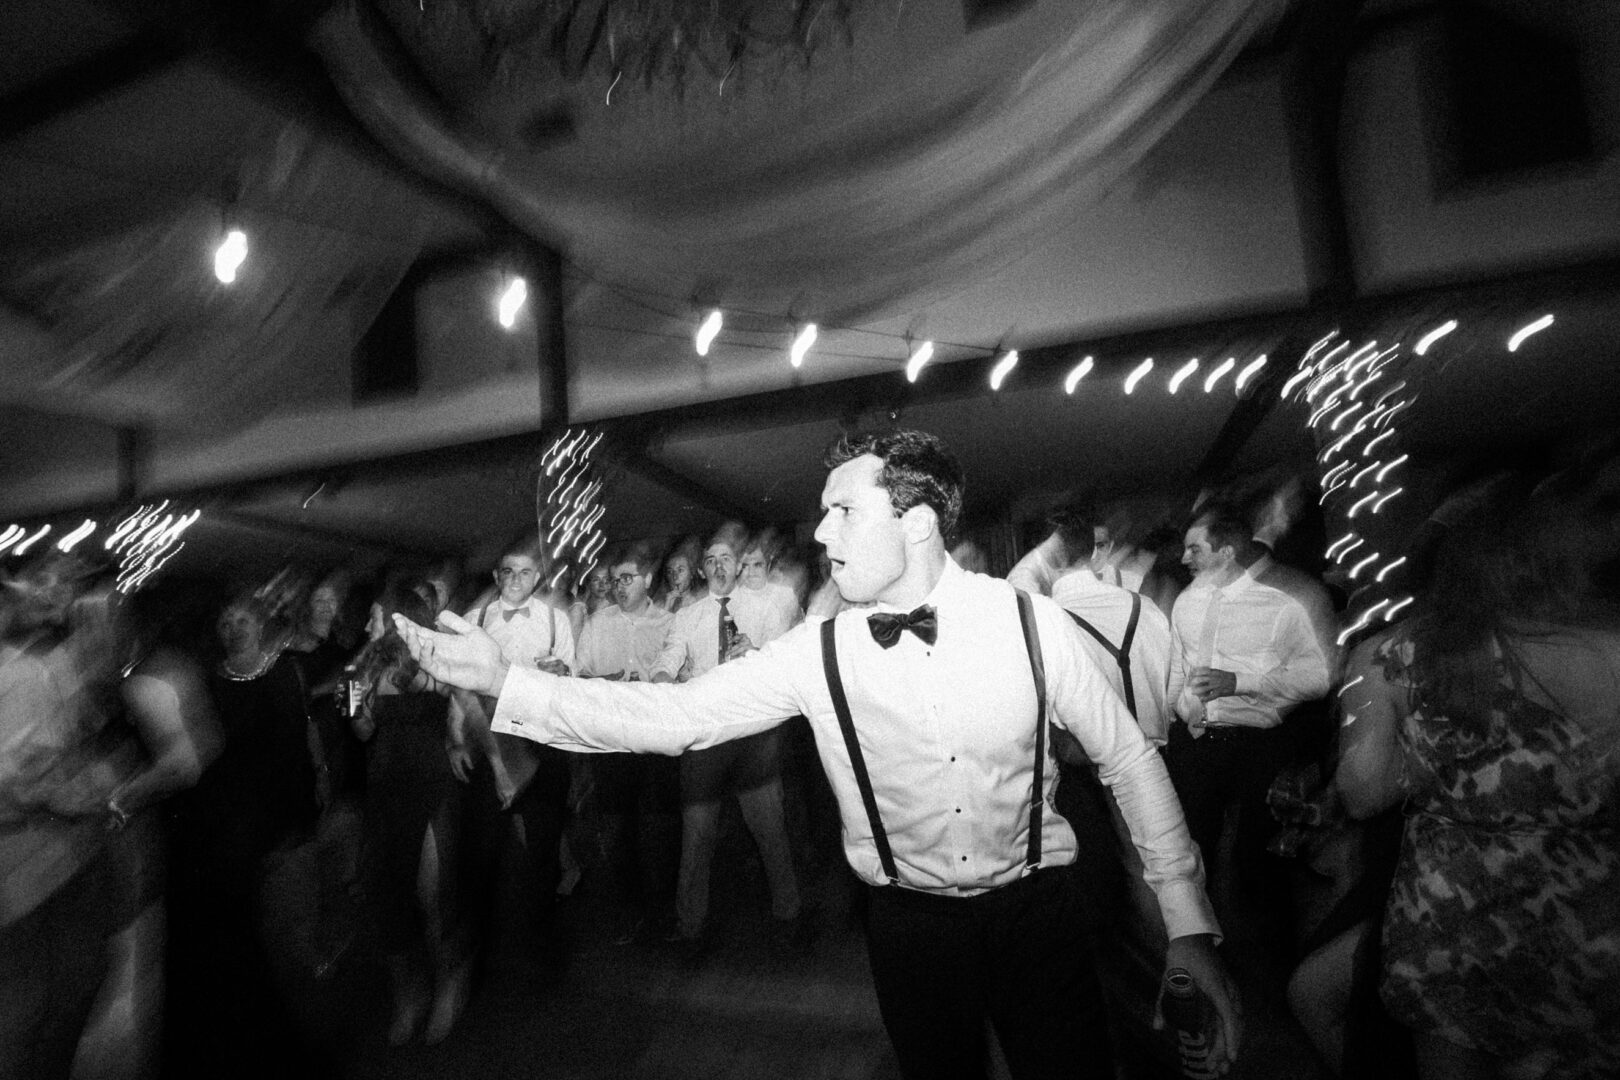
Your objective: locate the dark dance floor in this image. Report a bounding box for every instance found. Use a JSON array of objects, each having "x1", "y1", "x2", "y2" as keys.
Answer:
[{"x1": 221, "y1": 739, "x2": 1332, "y2": 1080}]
